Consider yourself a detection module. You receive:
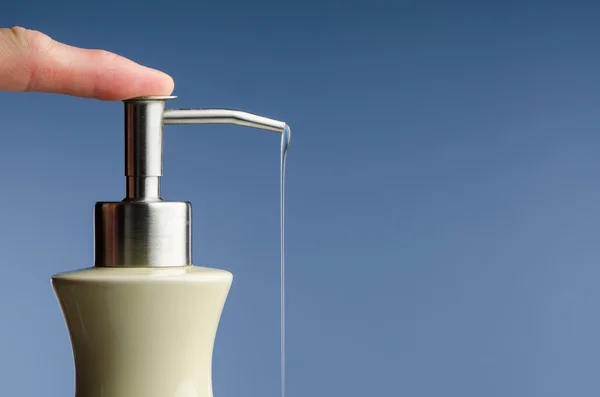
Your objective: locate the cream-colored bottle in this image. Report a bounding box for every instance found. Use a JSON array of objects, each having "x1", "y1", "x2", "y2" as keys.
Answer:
[{"x1": 52, "y1": 96, "x2": 288, "y2": 397}]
